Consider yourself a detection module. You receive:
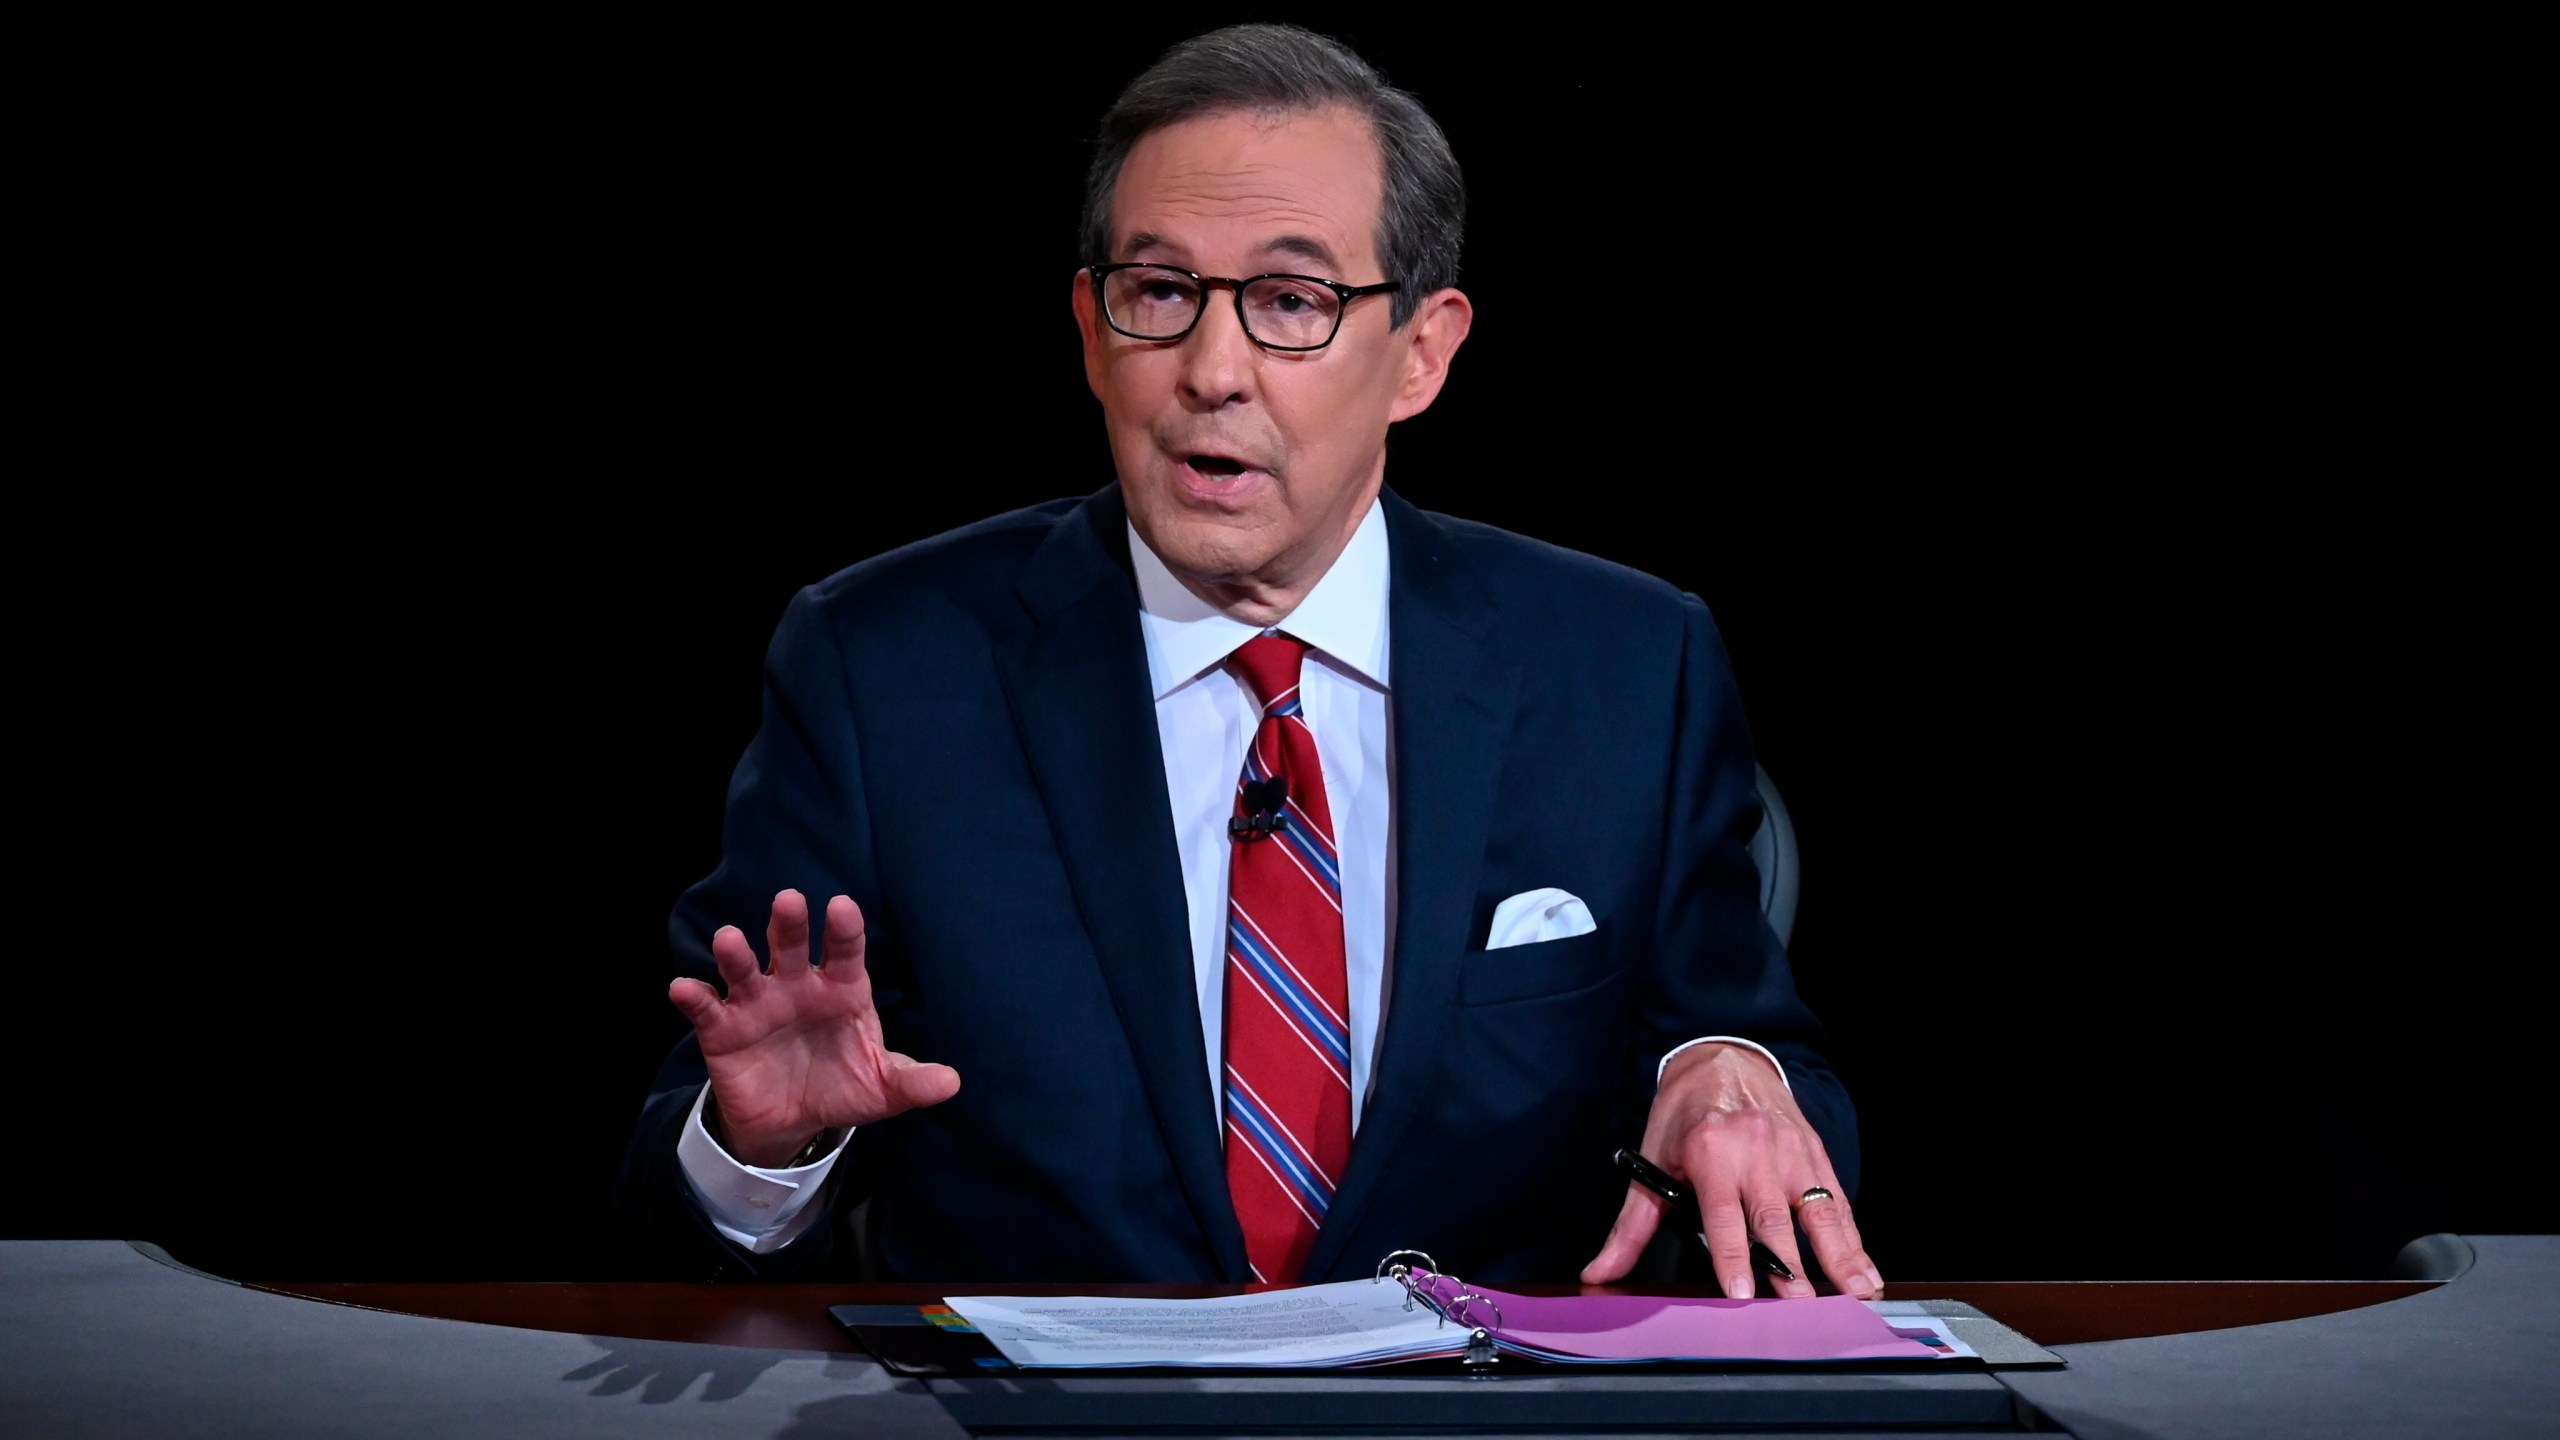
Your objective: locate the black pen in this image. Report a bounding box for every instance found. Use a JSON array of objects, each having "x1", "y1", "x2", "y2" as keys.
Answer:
[{"x1": 1611, "y1": 1146, "x2": 1795, "y2": 1285}]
